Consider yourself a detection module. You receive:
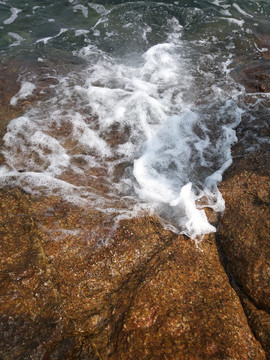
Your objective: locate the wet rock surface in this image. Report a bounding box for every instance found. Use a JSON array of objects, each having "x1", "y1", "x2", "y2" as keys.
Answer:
[
  {"x1": 1, "y1": 48, "x2": 270, "y2": 359},
  {"x1": 0, "y1": 59, "x2": 21, "y2": 147},
  {"x1": 0, "y1": 187, "x2": 265, "y2": 360},
  {"x1": 218, "y1": 151, "x2": 270, "y2": 358},
  {"x1": 0, "y1": 54, "x2": 85, "y2": 136},
  {"x1": 232, "y1": 30, "x2": 270, "y2": 93},
  {"x1": 233, "y1": 61, "x2": 270, "y2": 93},
  {"x1": 237, "y1": 289, "x2": 270, "y2": 360}
]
